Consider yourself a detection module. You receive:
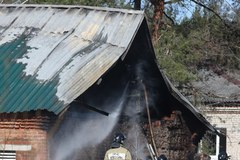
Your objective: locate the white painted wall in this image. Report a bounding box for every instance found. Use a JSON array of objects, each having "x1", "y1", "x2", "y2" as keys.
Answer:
[{"x1": 203, "y1": 106, "x2": 240, "y2": 160}]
